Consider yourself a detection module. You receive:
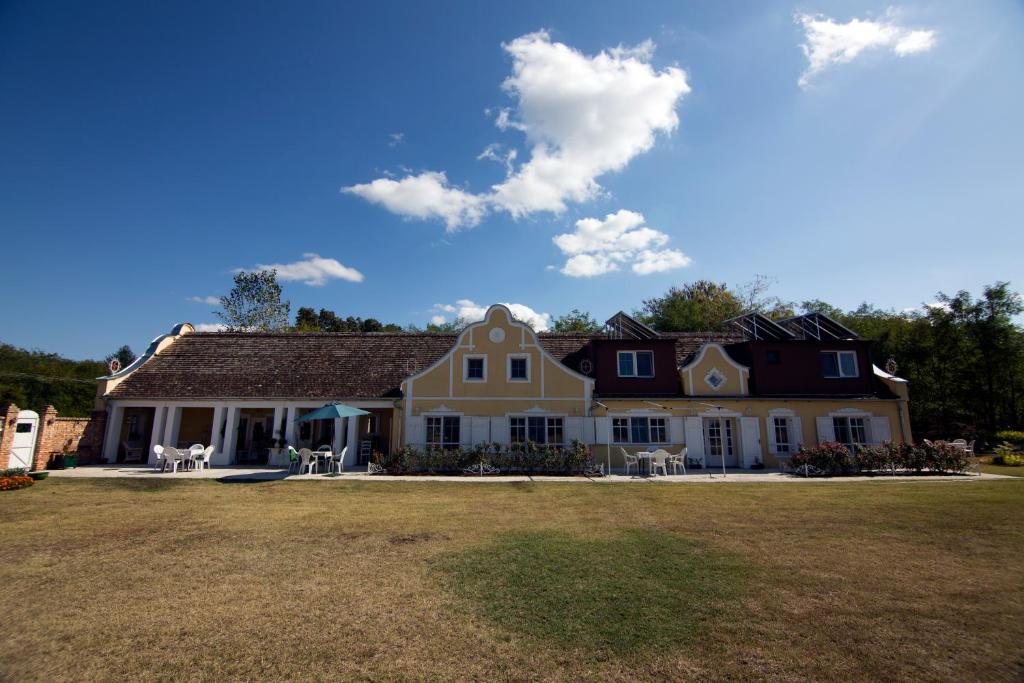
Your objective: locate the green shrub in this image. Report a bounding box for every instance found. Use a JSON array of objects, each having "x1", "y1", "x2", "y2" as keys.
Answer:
[
  {"x1": 995, "y1": 430, "x2": 1024, "y2": 445},
  {"x1": 994, "y1": 442, "x2": 1024, "y2": 466}
]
